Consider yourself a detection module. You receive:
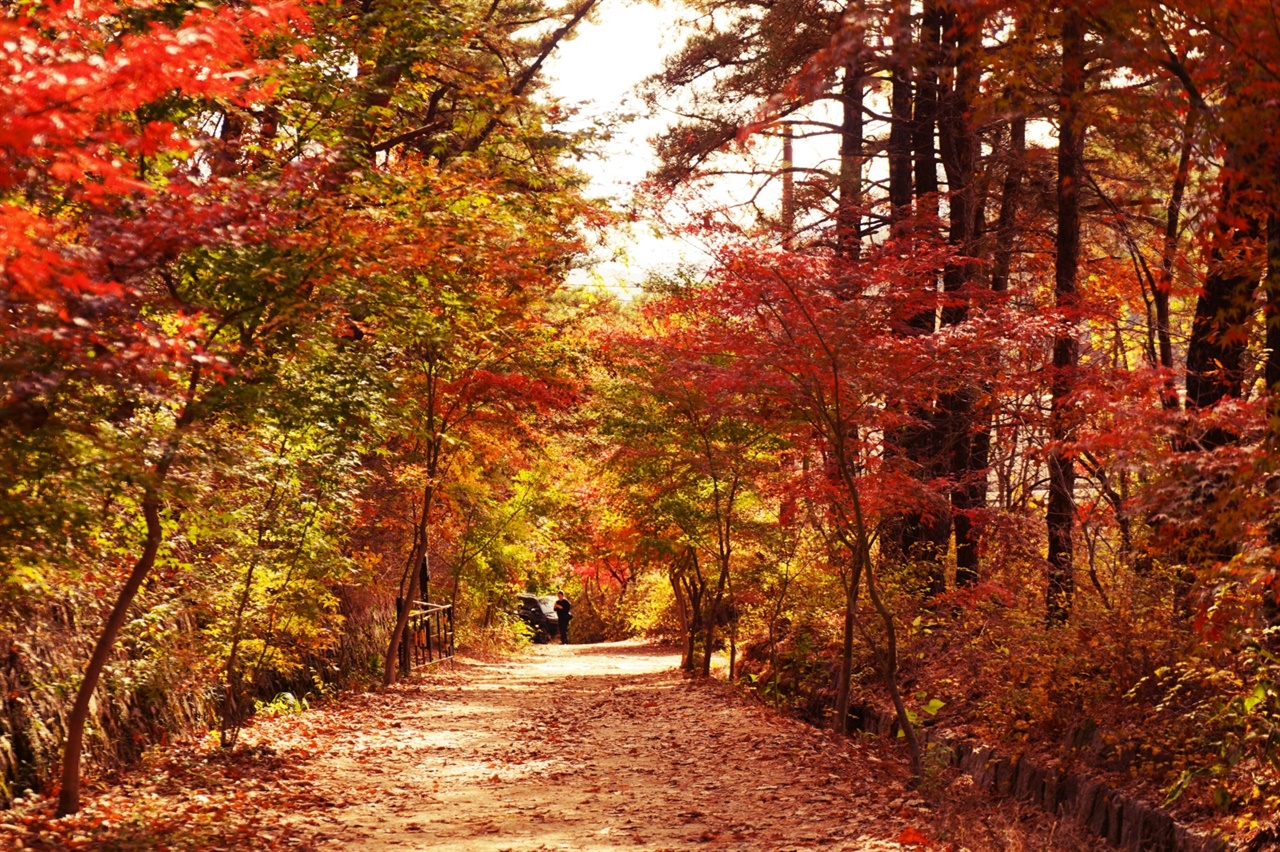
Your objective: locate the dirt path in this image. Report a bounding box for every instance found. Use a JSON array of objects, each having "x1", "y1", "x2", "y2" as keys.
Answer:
[
  {"x1": 264, "y1": 641, "x2": 929, "y2": 851},
  {"x1": 2, "y1": 642, "x2": 1086, "y2": 851}
]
